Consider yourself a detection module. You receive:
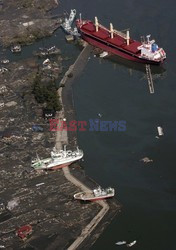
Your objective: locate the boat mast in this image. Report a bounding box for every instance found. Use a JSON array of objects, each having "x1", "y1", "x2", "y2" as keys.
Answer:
[
  {"x1": 126, "y1": 30, "x2": 130, "y2": 45},
  {"x1": 95, "y1": 17, "x2": 99, "y2": 32},
  {"x1": 110, "y1": 23, "x2": 114, "y2": 39}
]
